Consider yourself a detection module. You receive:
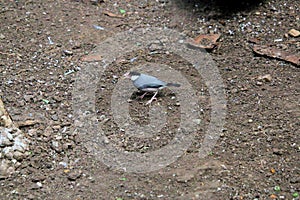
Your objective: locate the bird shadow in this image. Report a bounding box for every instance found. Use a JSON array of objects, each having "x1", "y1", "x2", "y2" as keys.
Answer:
[{"x1": 131, "y1": 90, "x2": 176, "y2": 103}]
